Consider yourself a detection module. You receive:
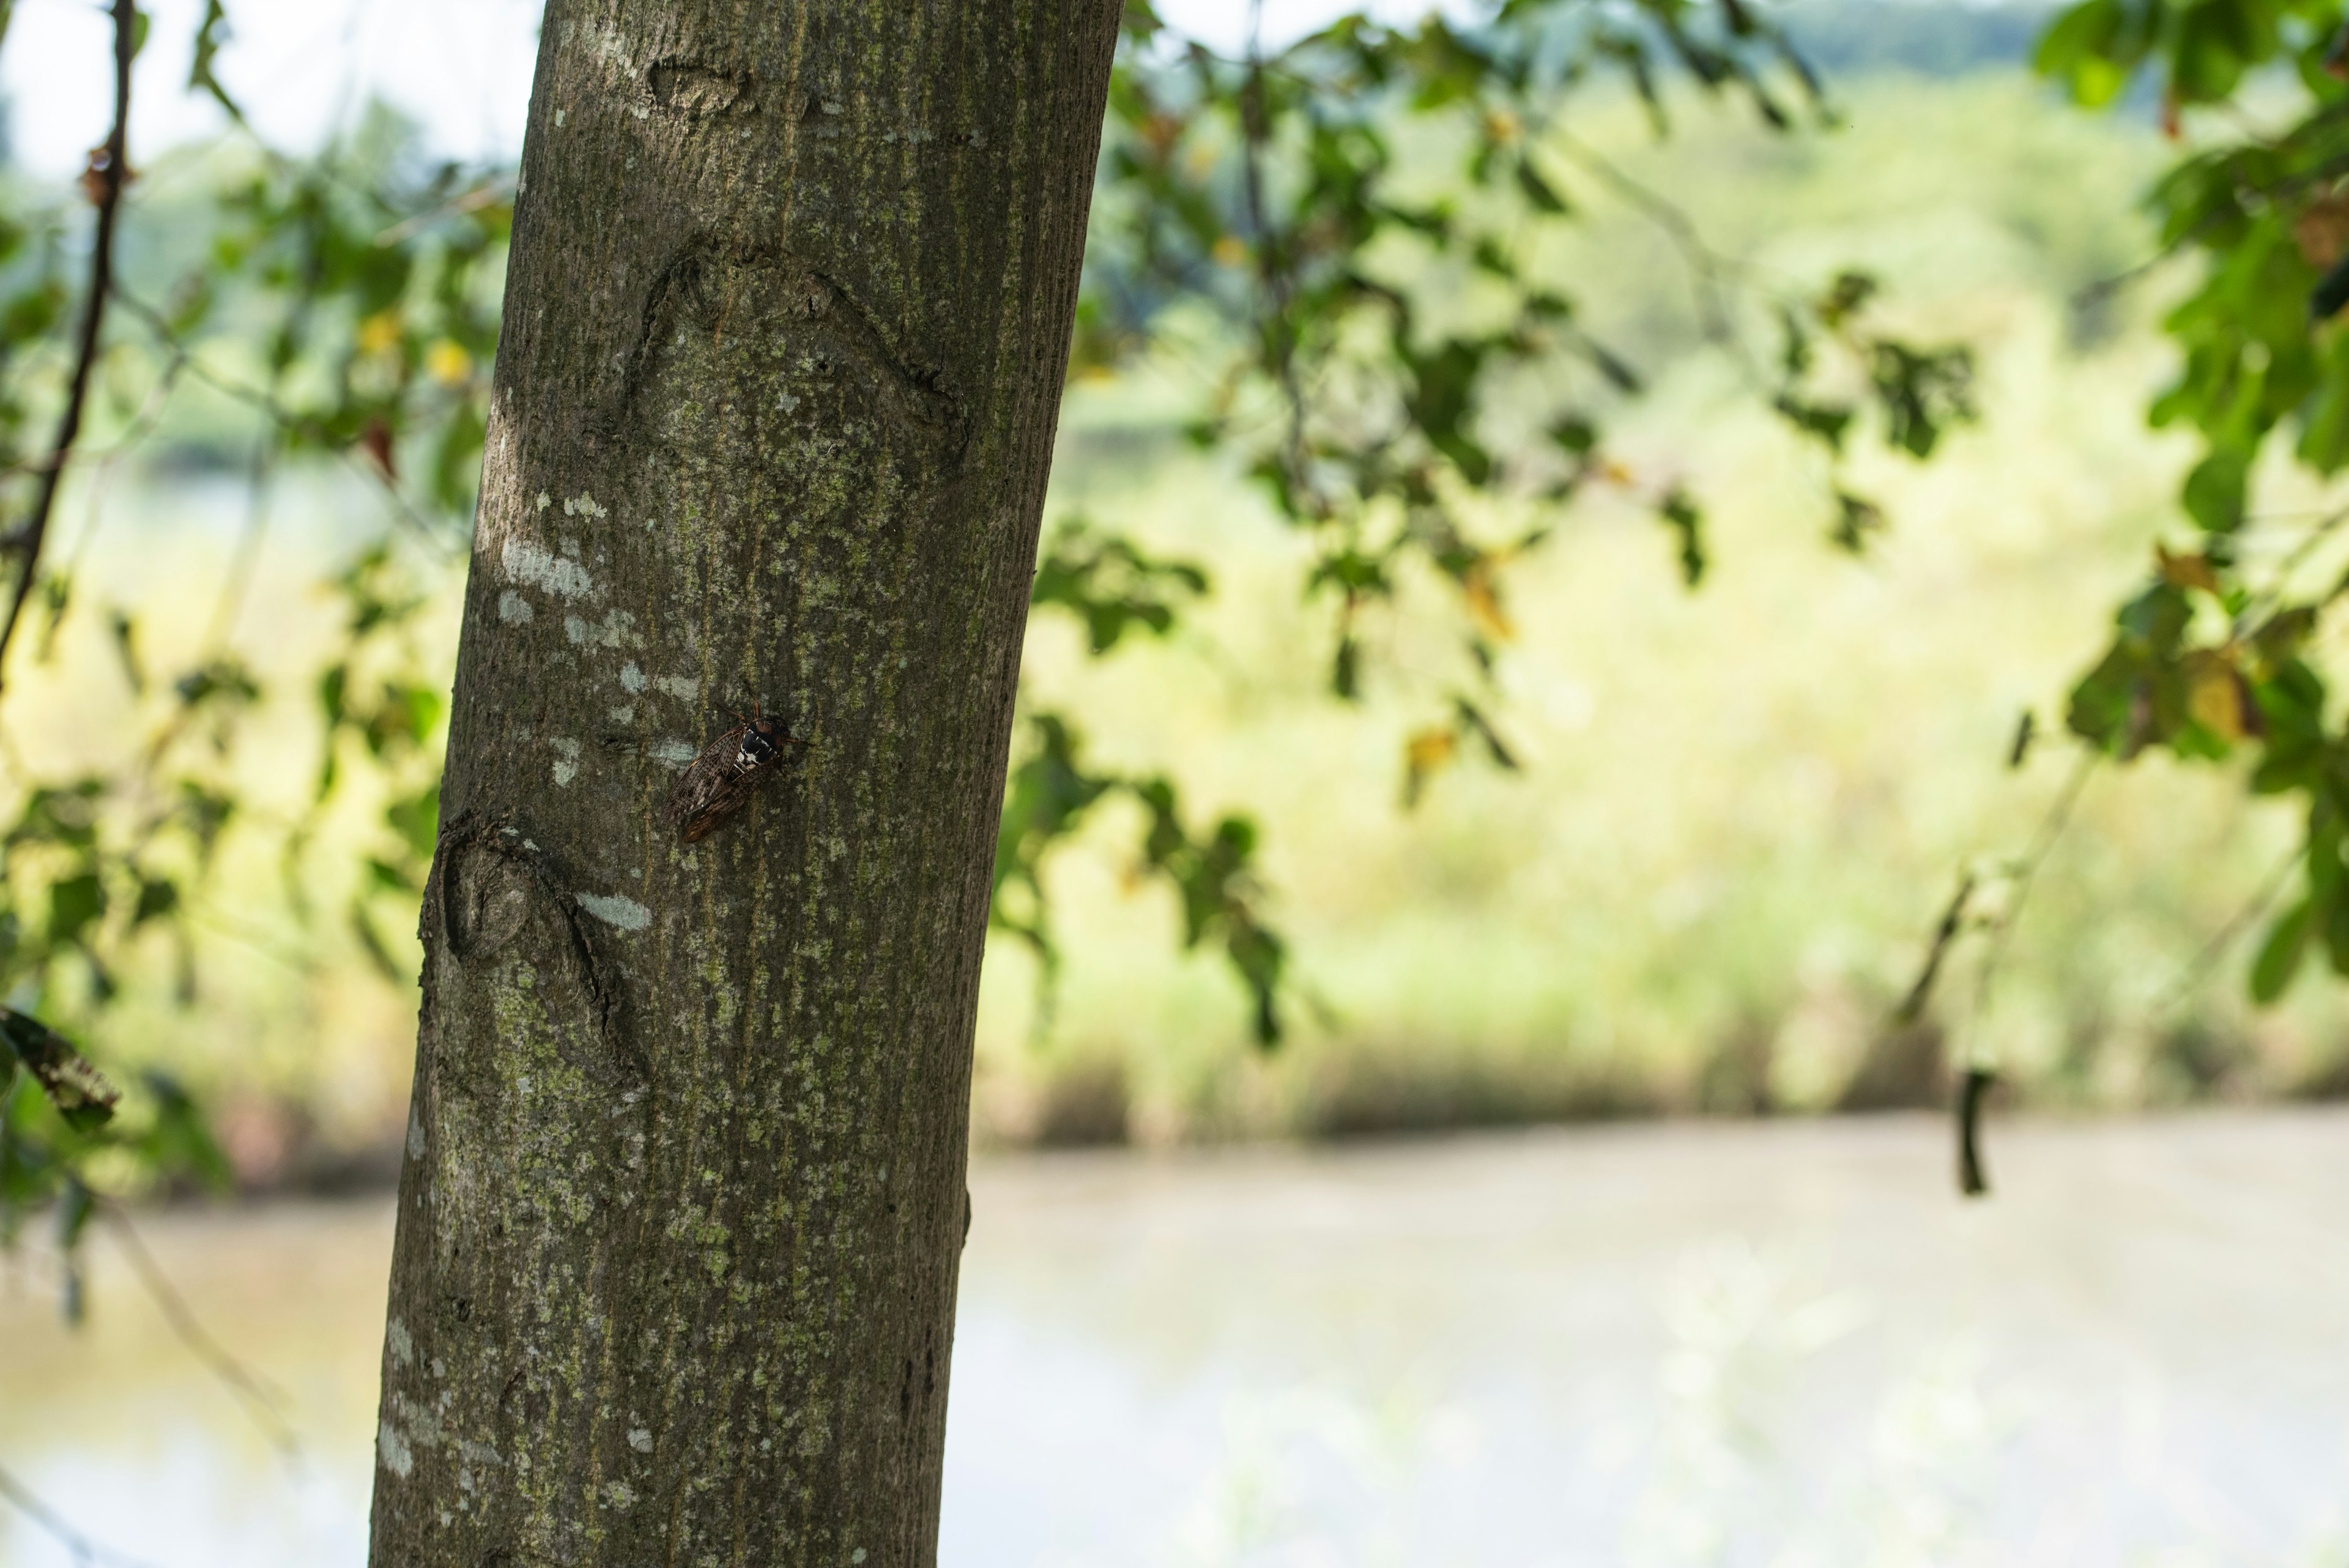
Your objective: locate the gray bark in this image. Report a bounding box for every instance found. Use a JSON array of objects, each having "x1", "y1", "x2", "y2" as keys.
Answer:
[{"x1": 366, "y1": 4, "x2": 1120, "y2": 1564}]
